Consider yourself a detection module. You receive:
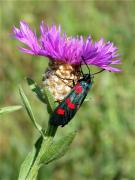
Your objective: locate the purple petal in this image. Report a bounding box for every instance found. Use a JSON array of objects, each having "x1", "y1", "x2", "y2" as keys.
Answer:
[
  {"x1": 13, "y1": 21, "x2": 40, "y2": 55},
  {"x1": 13, "y1": 20, "x2": 122, "y2": 72}
]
